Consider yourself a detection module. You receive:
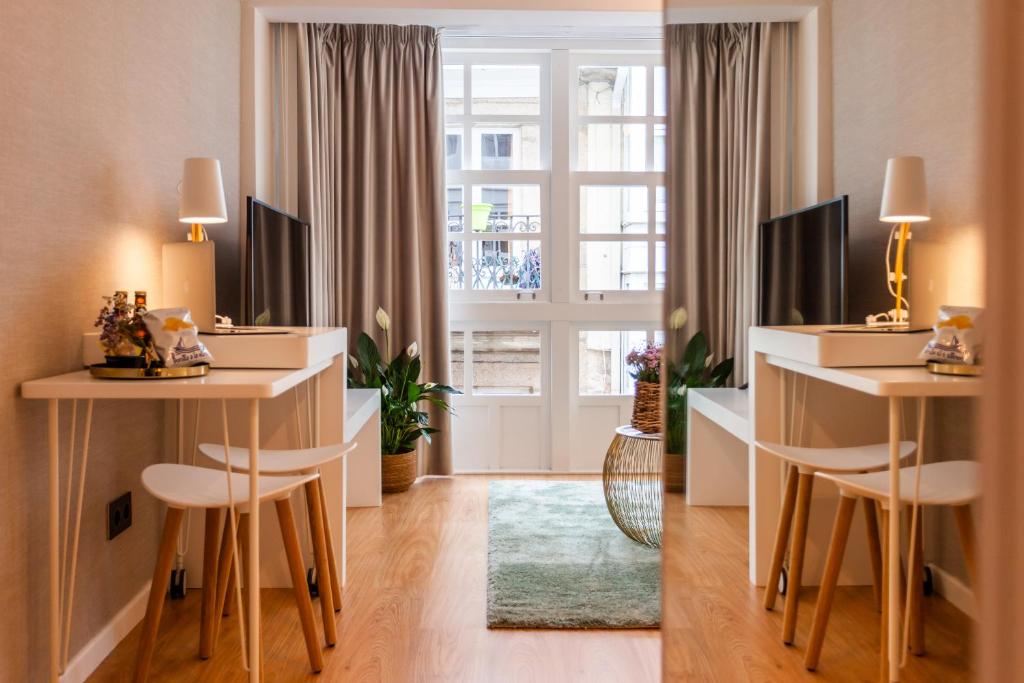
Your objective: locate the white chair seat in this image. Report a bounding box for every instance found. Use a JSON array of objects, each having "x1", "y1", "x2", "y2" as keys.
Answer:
[
  {"x1": 816, "y1": 460, "x2": 980, "y2": 508},
  {"x1": 755, "y1": 440, "x2": 916, "y2": 474},
  {"x1": 198, "y1": 442, "x2": 355, "y2": 474},
  {"x1": 141, "y1": 463, "x2": 316, "y2": 510}
]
